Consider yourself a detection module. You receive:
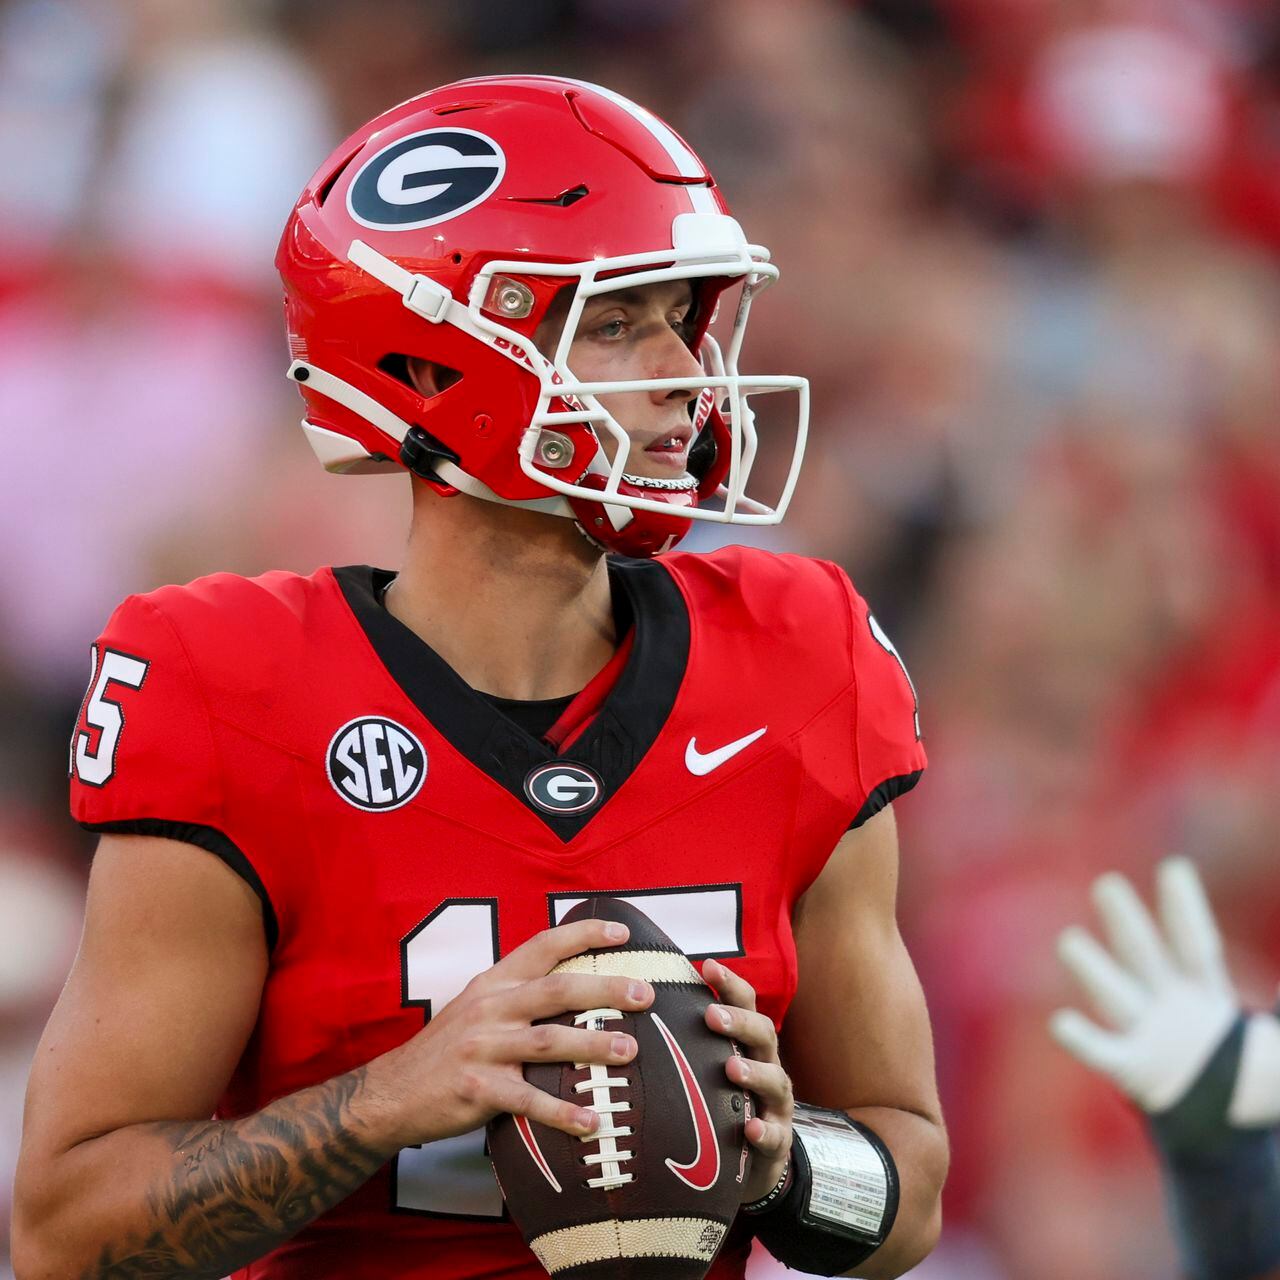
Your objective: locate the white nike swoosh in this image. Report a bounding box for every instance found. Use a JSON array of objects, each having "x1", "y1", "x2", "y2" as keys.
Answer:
[{"x1": 685, "y1": 727, "x2": 768, "y2": 776}]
